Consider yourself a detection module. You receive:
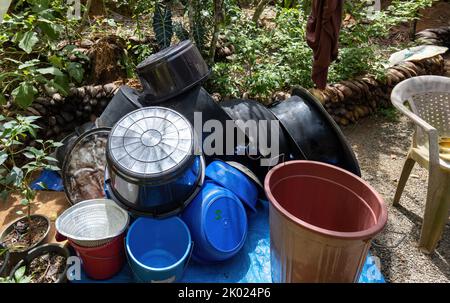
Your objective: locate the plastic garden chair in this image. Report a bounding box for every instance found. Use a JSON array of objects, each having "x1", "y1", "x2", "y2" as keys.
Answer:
[{"x1": 391, "y1": 75, "x2": 450, "y2": 254}]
